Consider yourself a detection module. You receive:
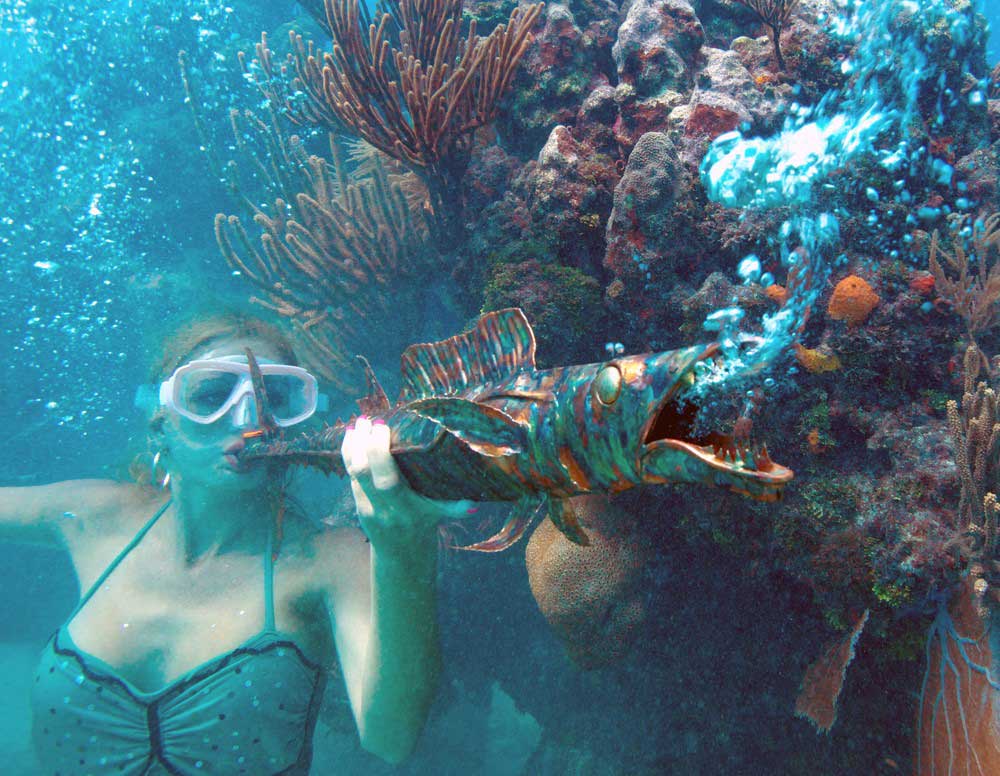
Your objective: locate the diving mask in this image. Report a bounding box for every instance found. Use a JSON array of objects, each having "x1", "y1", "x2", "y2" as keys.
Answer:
[{"x1": 156, "y1": 356, "x2": 324, "y2": 427}]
